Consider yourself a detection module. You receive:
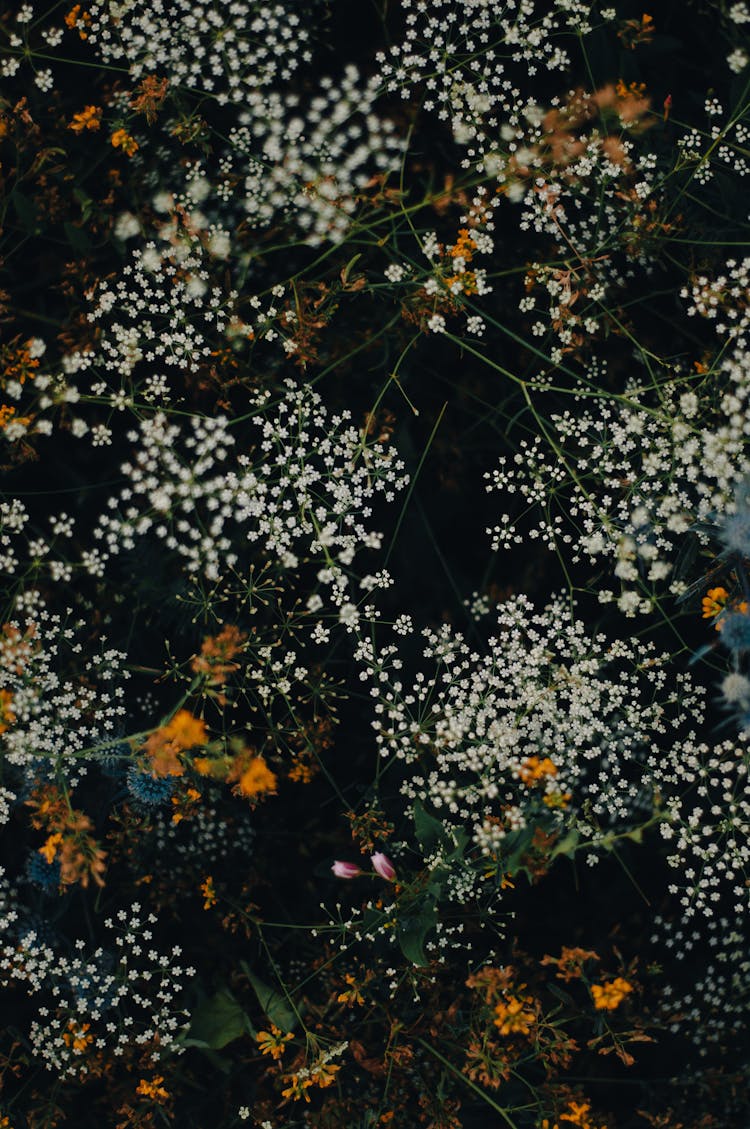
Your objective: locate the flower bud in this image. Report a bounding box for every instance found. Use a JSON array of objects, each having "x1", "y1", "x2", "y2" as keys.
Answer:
[
  {"x1": 331, "y1": 860, "x2": 362, "y2": 879},
  {"x1": 370, "y1": 852, "x2": 396, "y2": 881}
]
